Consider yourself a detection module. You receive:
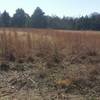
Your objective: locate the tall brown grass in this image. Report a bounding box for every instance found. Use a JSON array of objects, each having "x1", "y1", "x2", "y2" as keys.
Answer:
[{"x1": 0, "y1": 28, "x2": 100, "y2": 62}]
